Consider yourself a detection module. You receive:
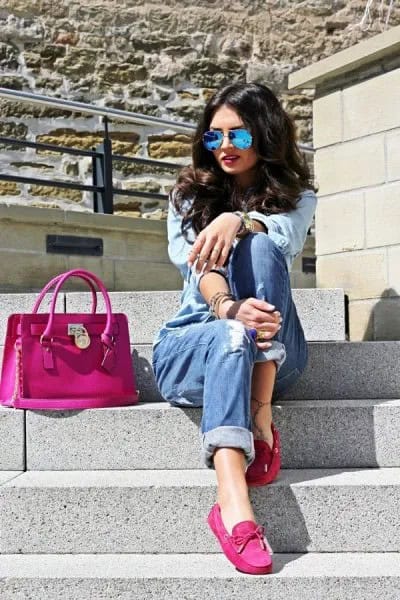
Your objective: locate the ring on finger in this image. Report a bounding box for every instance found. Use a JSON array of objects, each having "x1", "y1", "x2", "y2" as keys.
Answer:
[{"x1": 256, "y1": 329, "x2": 269, "y2": 341}]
